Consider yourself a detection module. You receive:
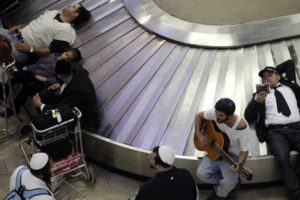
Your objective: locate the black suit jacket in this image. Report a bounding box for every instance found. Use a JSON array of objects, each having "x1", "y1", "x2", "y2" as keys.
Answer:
[
  {"x1": 42, "y1": 66, "x2": 99, "y2": 131},
  {"x1": 244, "y1": 60, "x2": 300, "y2": 142}
]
